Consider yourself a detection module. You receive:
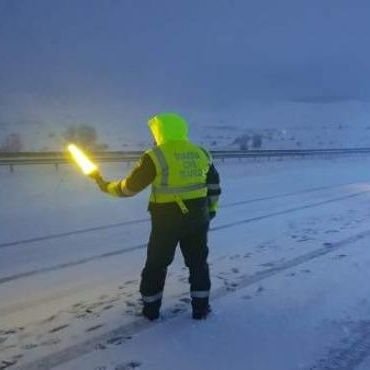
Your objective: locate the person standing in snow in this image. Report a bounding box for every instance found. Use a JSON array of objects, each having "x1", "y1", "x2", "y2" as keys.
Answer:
[{"x1": 91, "y1": 113, "x2": 221, "y2": 320}]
